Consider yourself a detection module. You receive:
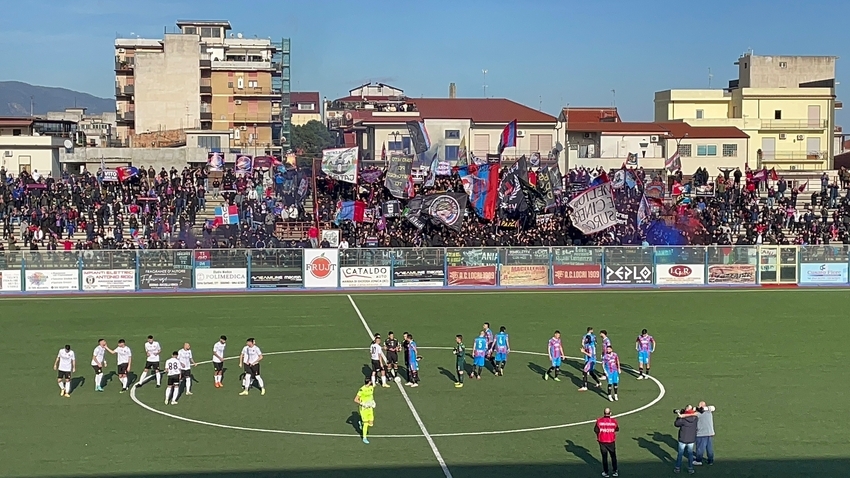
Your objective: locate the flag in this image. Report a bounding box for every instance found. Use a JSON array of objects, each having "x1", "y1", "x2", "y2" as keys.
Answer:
[
  {"x1": 381, "y1": 142, "x2": 387, "y2": 161},
  {"x1": 235, "y1": 155, "x2": 253, "y2": 174},
  {"x1": 499, "y1": 159, "x2": 528, "y2": 213},
  {"x1": 335, "y1": 200, "x2": 367, "y2": 223},
  {"x1": 797, "y1": 180, "x2": 808, "y2": 193},
  {"x1": 637, "y1": 194, "x2": 651, "y2": 227},
  {"x1": 458, "y1": 162, "x2": 499, "y2": 220},
  {"x1": 752, "y1": 169, "x2": 766, "y2": 181},
  {"x1": 403, "y1": 197, "x2": 426, "y2": 230},
  {"x1": 498, "y1": 120, "x2": 518, "y2": 155},
  {"x1": 665, "y1": 151, "x2": 681, "y2": 172},
  {"x1": 385, "y1": 155, "x2": 414, "y2": 199},
  {"x1": 207, "y1": 152, "x2": 224, "y2": 172},
  {"x1": 214, "y1": 205, "x2": 239, "y2": 227},
  {"x1": 590, "y1": 171, "x2": 609, "y2": 187},
  {"x1": 536, "y1": 166, "x2": 556, "y2": 211},
  {"x1": 321, "y1": 147, "x2": 358, "y2": 183},
  {"x1": 424, "y1": 152, "x2": 438, "y2": 188},
  {"x1": 568, "y1": 181, "x2": 618, "y2": 235},
  {"x1": 769, "y1": 168, "x2": 779, "y2": 181},
  {"x1": 360, "y1": 169, "x2": 383, "y2": 184},
  {"x1": 116, "y1": 166, "x2": 139, "y2": 182},
  {"x1": 457, "y1": 136, "x2": 468, "y2": 166},
  {"x1": 405, "y1": 121, "x2": 431, "y2": 154},
  {"x1": 419, "y1": 192, "x2": 468, "y2": 231}
]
